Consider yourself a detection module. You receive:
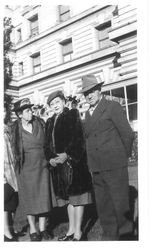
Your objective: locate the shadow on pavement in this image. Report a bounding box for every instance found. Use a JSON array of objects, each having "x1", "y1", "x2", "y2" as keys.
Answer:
[
  {"x1": 47, "y1": 185, "x2": 138, "y2": 241},
  {"x1": 47, "y1": 203, "x2": 99, "y2": 240}
]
